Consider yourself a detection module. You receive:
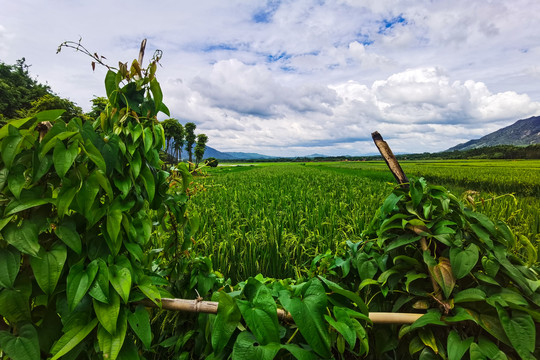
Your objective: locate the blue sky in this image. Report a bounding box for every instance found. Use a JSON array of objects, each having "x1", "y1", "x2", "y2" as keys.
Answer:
[{"x1": 1, "y1": 0, "x2": 540, "y2": 156}]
